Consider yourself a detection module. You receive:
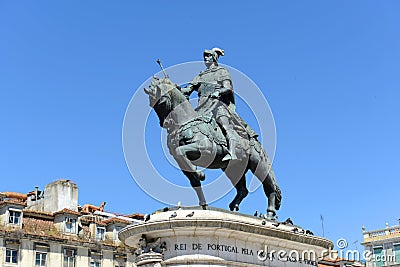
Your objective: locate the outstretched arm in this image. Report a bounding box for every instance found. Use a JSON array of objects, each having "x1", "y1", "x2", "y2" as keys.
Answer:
[{"x1": 180, "y1": 83, "x2": 196, "y2": 99}]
